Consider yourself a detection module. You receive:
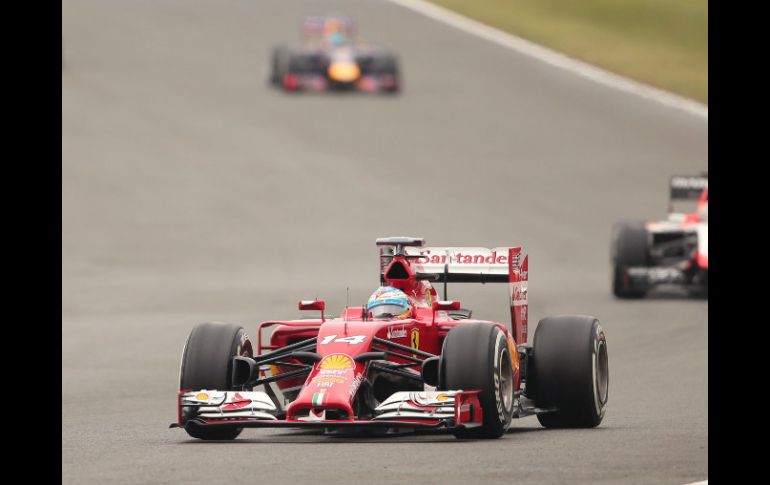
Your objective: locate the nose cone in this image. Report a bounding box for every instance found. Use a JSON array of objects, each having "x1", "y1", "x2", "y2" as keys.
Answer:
[{"x1": 328, "y1": 61, "x2": 361, "y2": 83}]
